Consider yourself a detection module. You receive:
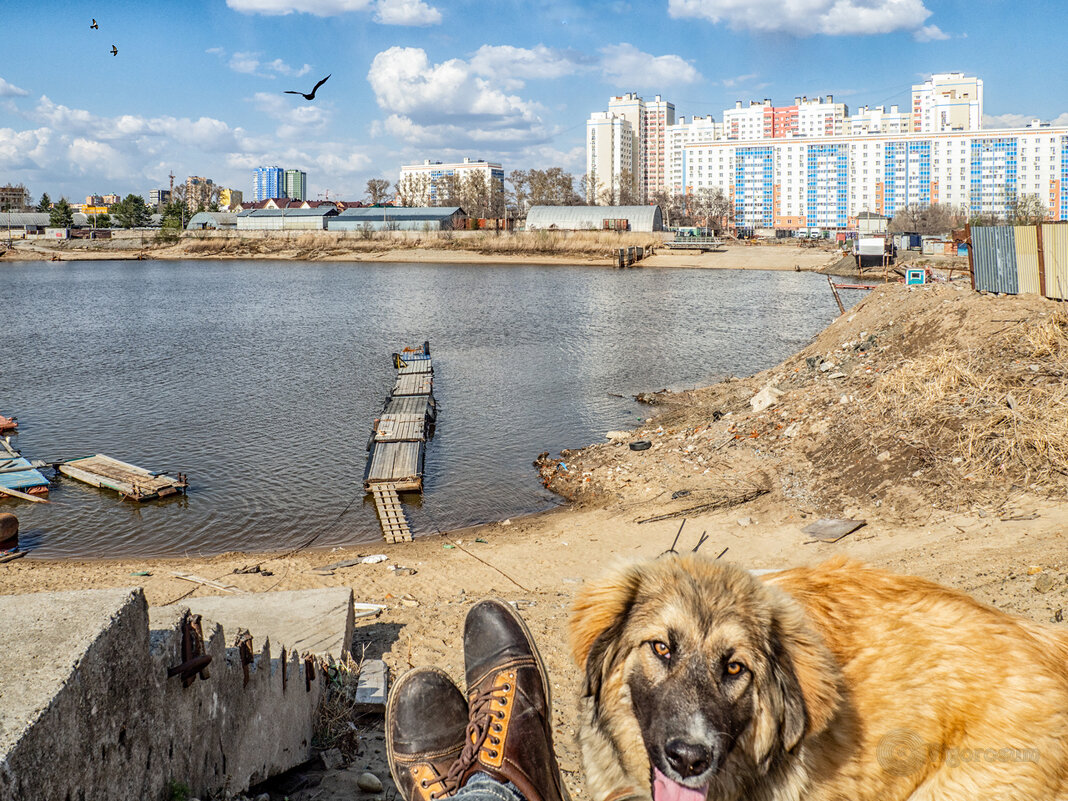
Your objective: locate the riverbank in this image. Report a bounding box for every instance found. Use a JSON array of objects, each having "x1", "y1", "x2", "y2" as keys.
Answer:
[
  {"x1": 3, "y1": 281, "x2": 1064, "y2": 799},
  {"x1": 2, "y1": 232, "x2": 846, "y2": 271}
]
